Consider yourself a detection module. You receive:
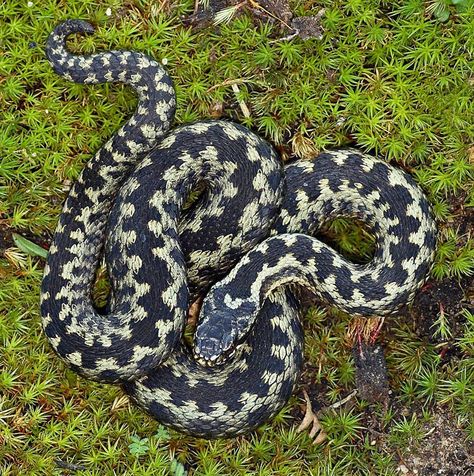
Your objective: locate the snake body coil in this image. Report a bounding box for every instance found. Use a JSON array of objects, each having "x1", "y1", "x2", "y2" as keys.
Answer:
[{"x1": 41, "y1": 20, "x2": 437, "y2": 437}]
